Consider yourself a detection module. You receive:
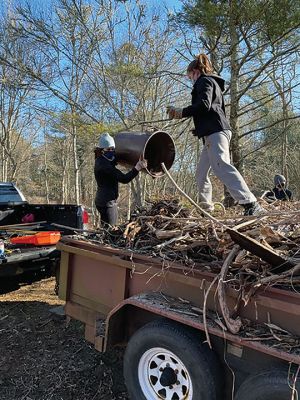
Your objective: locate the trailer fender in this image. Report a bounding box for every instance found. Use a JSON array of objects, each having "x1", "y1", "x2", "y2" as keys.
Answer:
[
  {"x1": 103, "y1": 292, "x2": 300, "y2": 367},
  {"x1": 104, "y1": 292, "x2": 207, "y2": 351}
]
